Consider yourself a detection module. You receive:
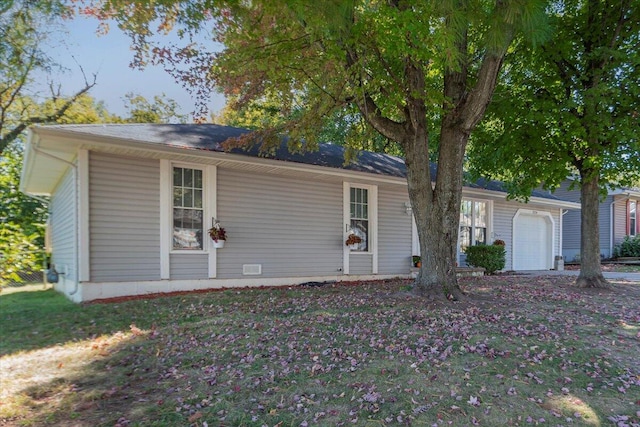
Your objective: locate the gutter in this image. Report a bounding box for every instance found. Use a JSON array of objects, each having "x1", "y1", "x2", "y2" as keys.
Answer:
[
  {"x1": 559, "y1": 208, "x2": 569, "y2": 260},
  {"x1": 23, "y1": 192, "x2": 49, "y2": 206},
  {"x1": 461, "y1": 188, "x2": 582, "y2": 210}
]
